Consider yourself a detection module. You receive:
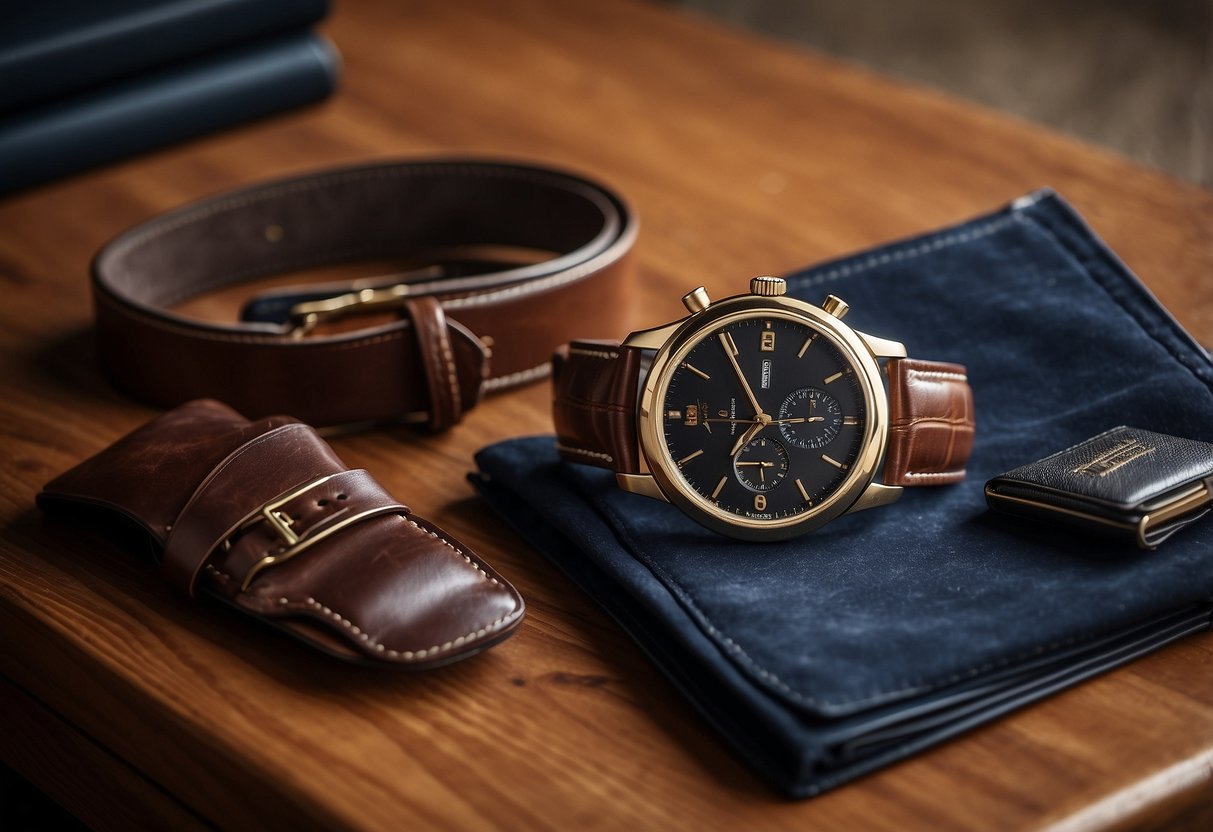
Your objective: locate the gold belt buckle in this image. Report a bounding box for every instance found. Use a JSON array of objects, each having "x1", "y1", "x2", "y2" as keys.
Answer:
[
  {"x1": 225, "y1": 475, "x2": 334, "y2": 588},
  {"x1": 286, "y1": 284, "x2": 413, "y2": 338},
  {"x1": 224, "y1": 474, "x2": 403, "y2": 590}
]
